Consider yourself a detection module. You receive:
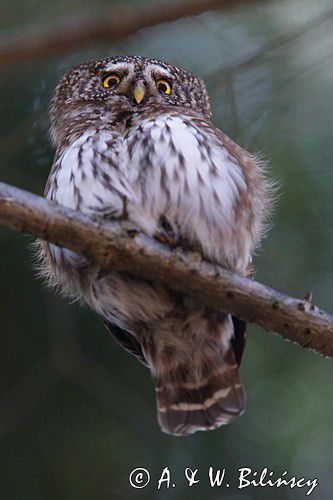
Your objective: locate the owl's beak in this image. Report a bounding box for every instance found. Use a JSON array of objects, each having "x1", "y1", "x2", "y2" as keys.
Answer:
[{"x1": 132, "y1": 82, "x2": 145, "y2": 104}]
